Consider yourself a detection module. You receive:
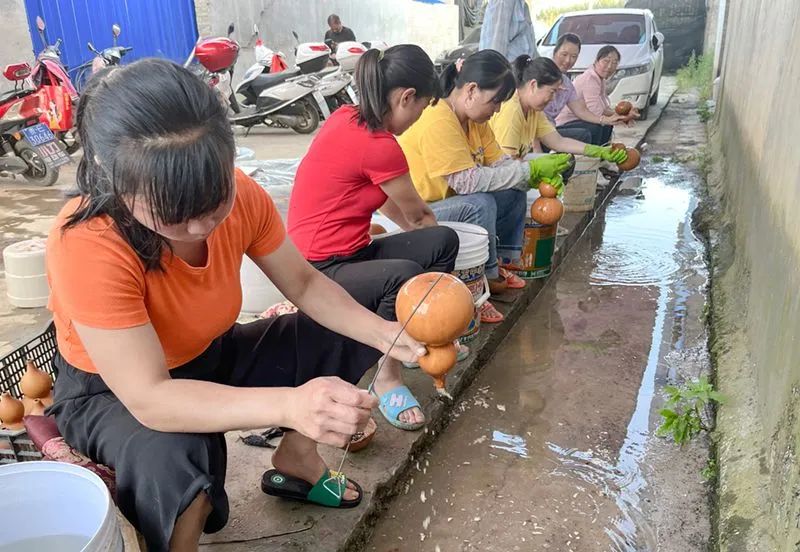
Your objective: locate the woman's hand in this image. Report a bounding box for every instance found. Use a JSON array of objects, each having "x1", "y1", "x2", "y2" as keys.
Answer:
[
  {"x1": 376, "y1": 320, "x2": 427, "y2": 364},
  {"x1": 288, "y1": 377, "x2": 378, "y2": 447}
]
